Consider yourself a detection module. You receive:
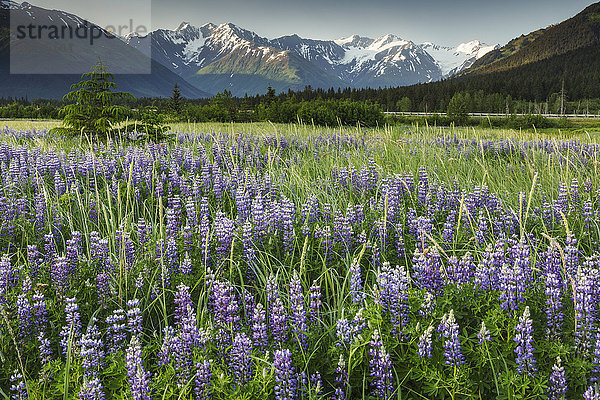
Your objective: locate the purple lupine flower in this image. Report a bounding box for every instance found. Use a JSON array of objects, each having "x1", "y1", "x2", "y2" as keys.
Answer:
[
  {"x1": 174, "y1": 283, "x2": 193, "y2": 328},
  {"x1": 475, "y1": 210, "x2": 488, "y2": 246},
  {"x1": 370, "y1": 240, "x2": 382, "y2": 270},
  {"x1": 442, "y1": 211, "x2": 456, "y2": 248},
  {"x1": 584, "y1": 384, "x2": 600, "y2": 400},
  {"x1": 242, "y1": 221, "x2": 256, "y2": 267},
  {"x1": 126, "y1": 336, "x2": 152, "y2": 400},
  {"x1": 569, "y1": 178, "x2": 580, "y2": 208},
  {"x1": 127, "y1": 299, "x2": 143, "y2": 337},
  {"x1": 10, "y1": 370, "x2": 28, "y2": 400},
  {"x1": 369, "y1": 330, "x2": 394, "y2": 399},
  {"x1": 16, "y1": 294, "x2": 34, "y2": 340},
  {"x1": 289, "y1": 271, "x2": 308, "y2": 349},
  {"x1": 106, "y1": 309, "x2": 127, "y2": 353},
  {"x1": 123, "y1": 233, "x2": 136, "y2": 269},
  {"x1": 195, "y1": 360, "x2": 213, "y2": 399},
  {"x1": 335, "y1": 318, "x2": 353, "y2": 347},
  {"x1": 33, "y1": 192, "x2": 46, "y2": 233},
  {"x1": 477, "y1": 321, "x2": 491, "y2": 344},
  {"x1": 252, "y1": 303, "x2": 268, "y2": 348},
  {"x1": 411, "y1": 247, "x2": 444, "y2": 295},
  {"x1": 273, "y1": 348, "x2": 297, "y2": 400},
  {"x1": 96, "y1": 270, "x2": 112, "y2": 304},
  {"x1": 52, "y1": 256, "x2": 71, "y2": 296},
  {"x1": 418, "y1": 292, "x2": 435, "y2": 318},
  {"x1": 65, "y1": 237, "x2": 80, "y2": 272},
  {"x1": 511, "y1": 237, "x2": 532, "y2": 282},
  {"x1": 186, "y1": 197, "x2": 198, "y2": 227},
  {"x1": 574, "y1": 267, "x2": 597, "y2": 355},
  {"x1": 0, "y1": 254, "x2": 19, "y2": 304},
  {"x1": 565, "y1": 233, "x2": 580, "y2": 277},
  {"x1": 333, "y1": 355, "x2": 348, "y2": 400},
  {"x1": 498, "y1": 257, "x2": 527, "y2": 312},
  {"x1": 22, "y1": 277, "x2": 32, "y2": 295},
  {"x1": 439, "y1": 310, "x2": 465, "y2": 367},
  {"x1": 230, "y1": 332, "x2": 254, "y2": 384},
  {"x1": 137, "y1": 218, "x2": 150, "y2": 254},
  {"x1": 211, "y1": 280, "x2": 240, "y2": 330},
  {"x1": 306, "y1": 372, "x2": 322, "y2": 397},
  {"x1": 214, "y1": 212, "x2": 236, "y2": 262},
  {"x1": 308, "y1": 281, "x2": 322, "y2": 325},
  {"x1": 26, "y1": 245, "x2": 42, "y2": 277},
  {"x1": 37, "y1": 331, "x2": 53, "y2": 365},
  {"x1": 376, "y1": 262, "x2": 410, "y2": 334},
  {"x1": 349, "y1": 259, "x2": 366, "y2": 304},
  {"x1": 593, "y1": 331, "x2": 600, "y2": 383},
  {"x1": 280, "y1": 196, "x2": 295, "y2": 254},
  {"x1": 135, "y1": 269, "x2": 146, "y2": 290},
  {"x1": 414, "y1": 216, "x2": 433, "y2": 248},
  {"x1": 43, "y1": 233, "x2": 56, "y2": 262},
  {"x1": 180, "y1": 252, "x2": 192, "y2": 276},
  {"x1": 417, "y1": 166, "x2": 429, "y2": 205},
  {"x1": 199, "y1": 215, "x2": 211, "y2": 266},
  {"x1": 79, "y1": 377, "x2": 104, "y2": 400},
  {"x1": 157, "y1": 326, "x2": 176, "y2": 366},
  {"x1": 166, "y1": 197, "x2": 181, "y2": 238},
  {"x1": 547, "y1": 356, "x2": 567, "y2": 400},
  {"x1": 395, "y1": 226, "x2": 405, "y2": 259},
  {"x1": 336, "y1": 308, "x2": 367, "y2": 348},
  {"x1": 165, "y1": 236, "x2": 179, "y2": 277},
  {"x1": 448, "y1": 252, "x2": 475, "y2": 287},
  {"x1": 543, "y1": 244, "x2": 564, "y2": 339},
  {"x1": 333, "y1": 209, "x2": 353, "y2": 248},
  {"x1": 315, "y1": 225, "x2": 333, "y2": 262},
  {"x1": 474, "y1": 243, "x2": 501, "y2": 291},
  {"x1": 417, "y1": 325, "x2": 434, "y2": 358},
  {"x1": 79, "y1": 319, "x2": 105, "y2": 377},
  {"x1": 514, "y1": 306, "x2": 537, "y2": 376},
  {"x1": 271, "y1": 296, "x2": 288, "y2": 344},
  {"x1": 179, "y1": 309, "x2": 205, "y2": 364},
  {"x1": 59, "y1": 297, "x2": 82, "y2": 356},
  {"x1": 241, "y1": 288, "x2": 255, "y2": 321},
  {"x1": 583, "y1": 201, "x2": 594, "y2": 233},
  {"x1": 182, "y1": 225, "x2": 194, "y2": 254},
  {"x1": 32, "y1": 293, "x2": 48, "y2": 335}
]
